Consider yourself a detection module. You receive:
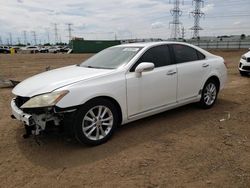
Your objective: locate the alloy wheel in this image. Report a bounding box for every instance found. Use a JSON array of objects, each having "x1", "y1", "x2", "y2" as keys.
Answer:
[{"x1": 82, "y1": 105, "x2": 114, "y2": 141}]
